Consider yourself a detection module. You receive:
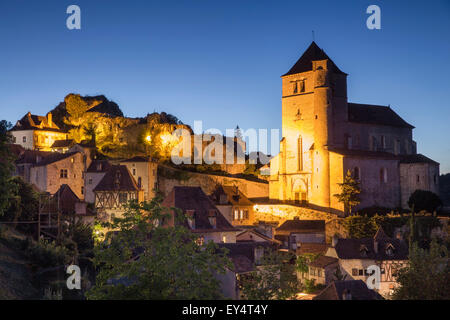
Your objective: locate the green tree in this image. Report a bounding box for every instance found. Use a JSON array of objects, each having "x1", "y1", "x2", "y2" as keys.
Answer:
[
  {"x1": 393, "y1": 240, "x2": 450, "y2": 300},
  {"x1": 0, "y1": 120, "x2": 17, "y2": 217},
  {"x1": 407, "y1": 190, "x2": 442, "y2": 213},
  {"x1": 334, "y1": 169, "x2": 361, "y2": 215},
  {"x1": 86, "y1": 196, "x2": 231, "y2": 299},
  {"x1": 240, "y1": 249, "x2": 297, "y2": 300}
]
